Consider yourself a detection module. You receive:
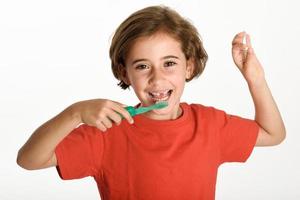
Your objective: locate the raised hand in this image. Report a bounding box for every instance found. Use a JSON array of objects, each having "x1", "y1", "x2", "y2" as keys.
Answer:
[{"x1": 231, "y1": 32, "x2": 265, "y2": 85}]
